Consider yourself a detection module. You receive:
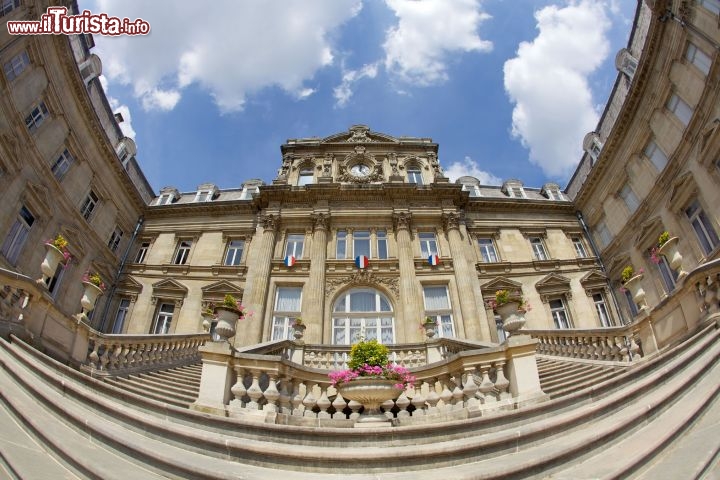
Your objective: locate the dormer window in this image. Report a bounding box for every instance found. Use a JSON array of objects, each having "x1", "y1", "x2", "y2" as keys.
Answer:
[
  {"x1": 461, "y1": 183, "x2": 481, "y2": 197},
  {"x1": 615, "y1": 48, "x2": 638, "y2": 79},
  {"x1": 583, "y1": 132, "x2": 603, "y2": 162},
  {"x1": 508, "y1": 186, "x2": 525, "y2": 198},
  {"x1": 298, "y1": 167, "x2": 314, "y2": 186},
  {"x1": 157, "y1": 193, "x2": 174, "y2": 205},
  {"x1": 194, "y1": 183, "x2": 217, "y2": 202},
  {"x1": 240, "y1": 185, "x2": 260, "y2": 200},
  {"x1": 542, "y1": 183, "x2": 564, "y2": 201},
  {"x1": 407, "y1": 167, "x2": 423, "y2": 185}
]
